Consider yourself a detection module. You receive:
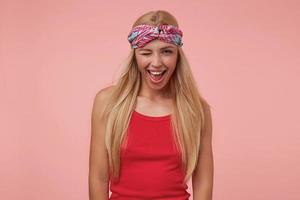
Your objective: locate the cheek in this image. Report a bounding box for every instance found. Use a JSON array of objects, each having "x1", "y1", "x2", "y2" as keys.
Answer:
[
  {"x1": 137, "y1": 59, "x2": 148, "y2": 67},
  {"x1": 165, "y1": 56, "x2": 178, "y2": 68},
  {"x1": 135, "y1": 56, "x2": 148, "y2": 69}
]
